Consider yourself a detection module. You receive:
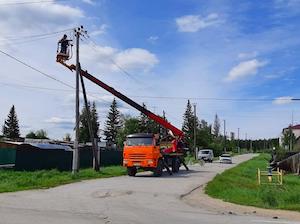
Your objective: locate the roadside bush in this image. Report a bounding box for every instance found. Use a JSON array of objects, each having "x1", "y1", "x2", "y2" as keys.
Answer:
[
  {"x1": 208, "y1": 143, "x2": 223, "y2": 157},
  {"x1": 260, "y1": 188, "x2": 278, "y2": 207}
]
